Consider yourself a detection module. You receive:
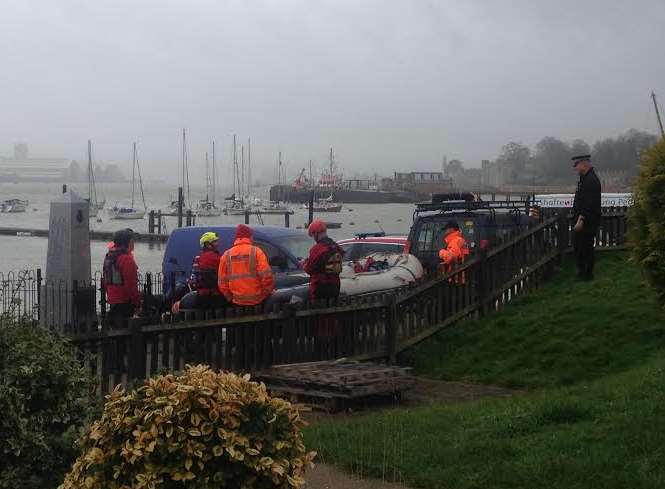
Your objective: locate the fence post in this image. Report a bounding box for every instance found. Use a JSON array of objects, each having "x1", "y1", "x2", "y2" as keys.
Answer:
[
  {"x1": 557, "y1": 212, "x2": 568, "y2": 263},
  {"x1": 244, "y1": 210, "x2": 250, "y2": 225},
  {"x1": 476, "y1": 249, "x2": 489, "y2": 317},
  {"x1": 127, "y1": 318, "x2": 146, "y2": 383},
  {"x1": 157, "y1": 210, "x2": 162, "y2": 234},
  {"x1": 284, "y1": 212, "x2": 290, "y2": 228},
  {"x1": 99, "y1": 277, "x2": 107, "y2": 324},
  {"x1": 385, "y1": 294, "x2": 397, "y2": 364},
  {"x1": 308, "y1": 191, "x2": 314, "y2": 225},
  {"x1": 36, "y1": 268, "x2": 42, "y2": 322},
  {"x1": 148, "y1": 210, "x2": 155, "y2": 234},
  {"x1": 177, "y1": 186, "x2": 184, "y2": 228}
]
